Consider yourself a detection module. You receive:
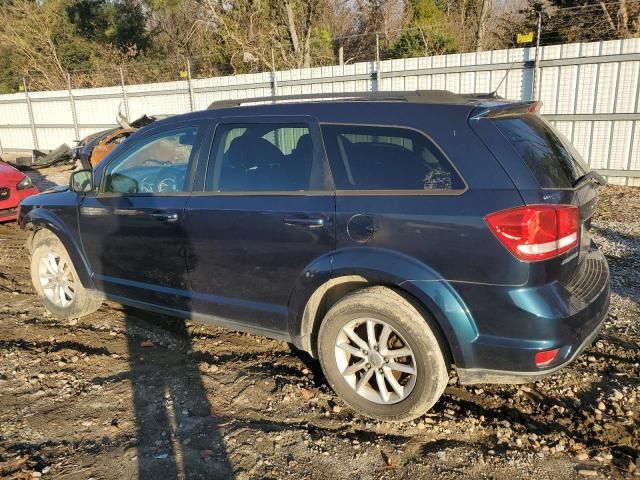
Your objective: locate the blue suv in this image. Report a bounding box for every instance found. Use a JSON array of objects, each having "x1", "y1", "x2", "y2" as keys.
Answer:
[{"x1": 19, "y1": 91, "x2": 610, "y2": 421}]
